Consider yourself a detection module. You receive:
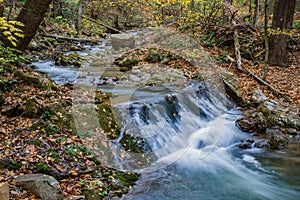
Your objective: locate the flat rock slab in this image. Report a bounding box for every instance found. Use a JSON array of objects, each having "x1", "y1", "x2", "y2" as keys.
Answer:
[
  {"x1": 0, "y1": 182, "x2": 9, "y2": 200},
  {"x1": 14, "y1": 174, "x2": 63, "y2": 200},
  {"x1": 111, "y1": 34, "x2": 135, "y2": 50}
]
